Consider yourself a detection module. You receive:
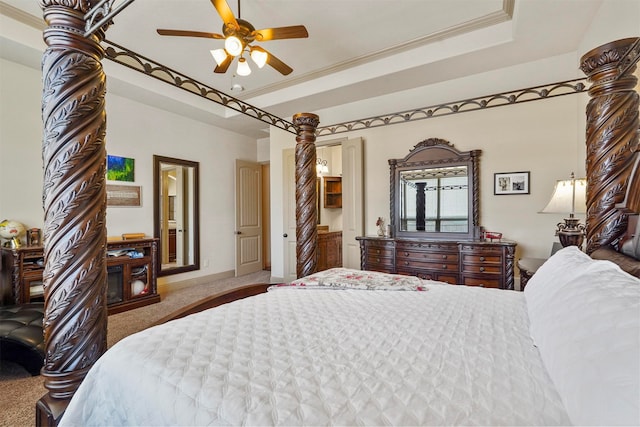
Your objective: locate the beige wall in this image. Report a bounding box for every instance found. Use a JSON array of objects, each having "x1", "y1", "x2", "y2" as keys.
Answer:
[
  {"x1": 268, "y1": 0, "x2": 638, "y2": 280},
  {"x1": 0, "y1": 58, "x2": 257, "y2": 286},
  {"x1": 269, "y1": 89, "x2": 587, "y2": 278}
]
